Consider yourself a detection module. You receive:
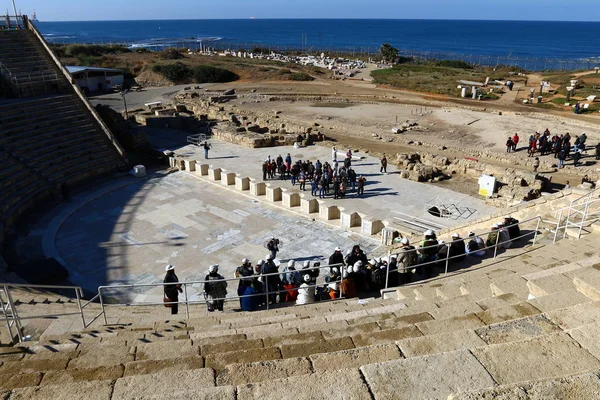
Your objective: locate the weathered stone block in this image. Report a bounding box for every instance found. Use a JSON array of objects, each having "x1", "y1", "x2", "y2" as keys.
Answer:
[
  {"x1": 282, "y1": 191, "x2": 301, "y2": 208},
  {"x1": 112, "y1": 369, "x2": 216, "y2": 398},
  {"x1": 266, "y1": 186, "x2": 282, "y2": 202},
  {"x1": 183, "y1": 159, "x2": 196, "y2": 172},
  {"x1": 197, "y1": 163, "x2": 209, "y2": 176},
  {"x1": 319, "y1": 205, "x2": 340, "y2": 220},
  {"x1": 217, "y1": 357, "x2": 312, "y2": 386},
  {"x1": 208, "y1": 167, "x2": 222, "y2": 181},
  {"x1": 235, "y1": 176, "x2": 250, "y2": 191},
  {"x1": 310, "y1": 344, "x2": 402, "y2": 373},
  {"x1": 341, "y1": 211, "x2": 362, "y2": 228},
  {"x1": 362, "y1": 218, "x2": 385, "y2": 235},
  {"x1": 300, "y1": 198, "x2": 319, "y2": 214},
  {"x1": 250, "y1": 181, "x2": 266, "y2": 196},
  {"x1": 361, "y1": 349, "x2": 495, "y2": 400},
  {"x1": 221, "y1": 172, "x2": 236, "y2": 186}
]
